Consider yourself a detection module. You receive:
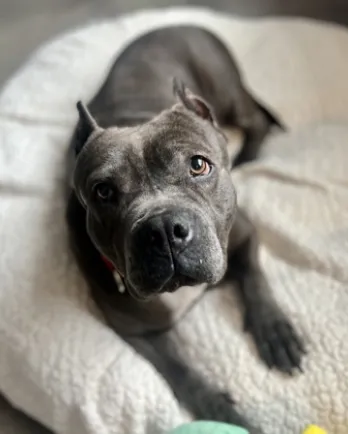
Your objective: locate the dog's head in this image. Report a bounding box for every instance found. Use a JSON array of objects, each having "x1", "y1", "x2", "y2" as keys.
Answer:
[{"x1": 72, "y1": 80, "x2": 237, "y2": 300}]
